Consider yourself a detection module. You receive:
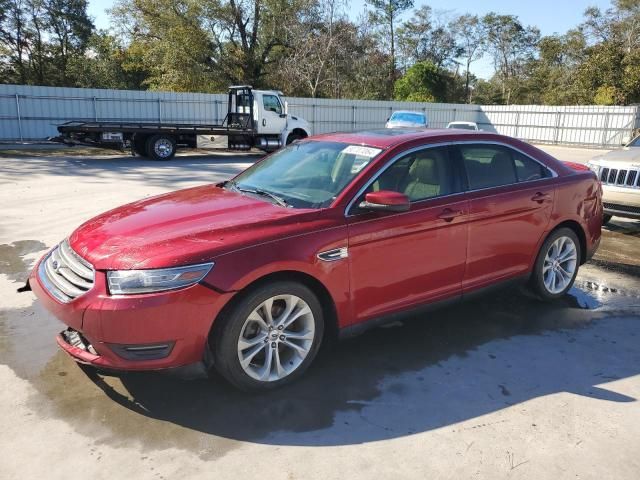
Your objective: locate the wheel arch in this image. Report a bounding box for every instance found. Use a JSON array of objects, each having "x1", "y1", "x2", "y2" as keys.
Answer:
[
  {"x1": 286, "y1": 128, "x2": 309, "y2": 143},
  {"x1": 547, "y1": 219, "x2": 588, "y2": 265},
  {"x1": 208, "y1": 269, "x2": 340, "y2": 348}
]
